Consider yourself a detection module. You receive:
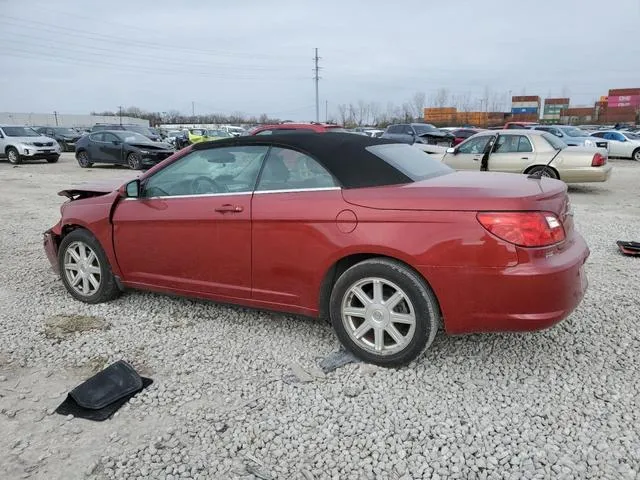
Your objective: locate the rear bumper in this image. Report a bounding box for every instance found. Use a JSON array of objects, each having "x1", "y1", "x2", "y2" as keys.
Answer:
[
  {"x1": 561, "y1": 163, "x2": 613, "y2": 183},
  {"x1": 421, "y1": 233, "x2": 590, "y2": 334},
  {"x1": 43, "y1": 229, "x2": 60, "y2": 275}
]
